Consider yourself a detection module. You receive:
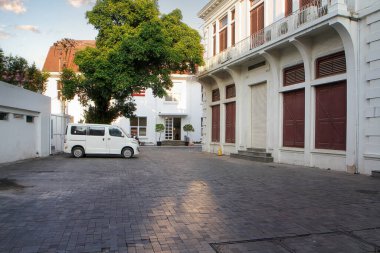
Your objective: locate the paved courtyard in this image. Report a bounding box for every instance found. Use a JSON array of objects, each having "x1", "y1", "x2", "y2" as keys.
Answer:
[{"x1": 0, "y1": 147, "x2": 379, "y2": 253}]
